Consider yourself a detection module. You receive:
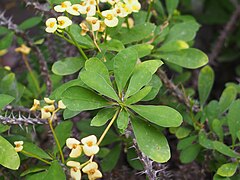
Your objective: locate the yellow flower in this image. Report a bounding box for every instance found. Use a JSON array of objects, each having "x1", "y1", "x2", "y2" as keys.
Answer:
[
  {"x1": 124, "y1": 0, "x2": 141, "y2": 13},
  {"x1": 66, "y1": 138, "x2": 82, "y2": 158},
  {"x1": 79, "y1": 1, "x2": 96, "y2": 17},
  {"x1": 107, "y1": 0, "x2": 120, "y2": 5},
  {"x1": 15, "y1": 44, "x2": 31, "y2": 55},
  {"x1": 98, "y1": 21, "x2": 106, "y2": 32},
  {"x1": 44, "y1": 97, "x2": 55, "y2": 104},
  {"x1": 80, "y1": 22, "x2": 90, "y2": 36},
  {"x1": 102, "y1": 10, "x2": 118, "y2": 27},
  {"x1": 58, "y1": 100, "x2": 66, "y2": 109},
  {"x1": 41, "y1": 105, "x2": 55, "y2": 119},
  {"x1": 14, "y1": 141, "x2": 23, "y2": 152},
  {"x1": 67, "y1": 161, "x2": 81, "y2": 180},
  {"x1": 81, "y1": 135, "x2": 99, "y2": 156},
  {"x1": 82, "y1": 162, "x2": 102, "y2": 180},
  {"x1": 45, "y1": 18, "x2": 58, "y2": 33},
  {"x1": 57, "y1": 16, "x2": 72, "y2": 29},
  {"x1": 30, "y1": 99, "x2": 40, "y2": 111},
  {"x1": 66, "y1": 4, "x2": 81, "y2": 16},
  {"x1": 114, "y1": 2, "x2": 129, "y2": 17},
  {"x1": 4, "y1": 66, "x2": 11, "y2": 71},
  {"x1": 54, "y1": 1, "x2": 71, "y2": 12},
  {"x1": 86, "y1": 17, "x2": 100, "y2": 31}
]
